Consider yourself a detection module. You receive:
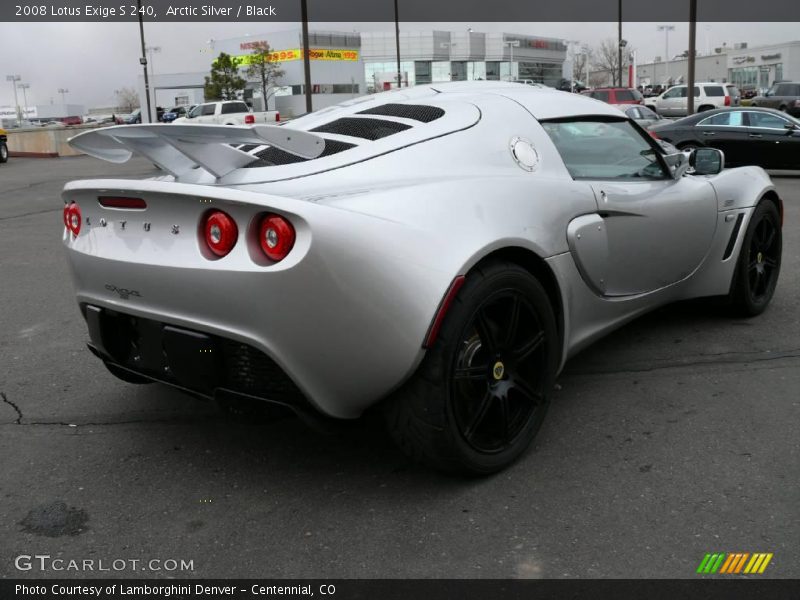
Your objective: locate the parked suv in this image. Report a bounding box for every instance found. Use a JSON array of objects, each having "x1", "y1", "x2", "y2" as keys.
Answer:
[
  {"x1": 751, "y1": 82, "x2": 800, "y2": 116},
  {"x1": 583, "y1": 87, "x2": 643, "y2": 104},
  {"x1": 651, "y1": 82, "x2": 740, "y2": 116}
]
